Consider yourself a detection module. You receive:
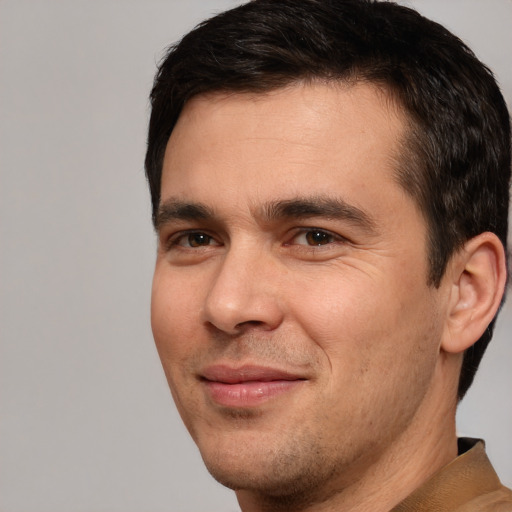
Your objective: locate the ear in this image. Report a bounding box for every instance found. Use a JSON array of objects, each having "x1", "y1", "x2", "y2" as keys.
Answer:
[{"x1": 441, "y1": 232, "x2": 507, "y2": 354}]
